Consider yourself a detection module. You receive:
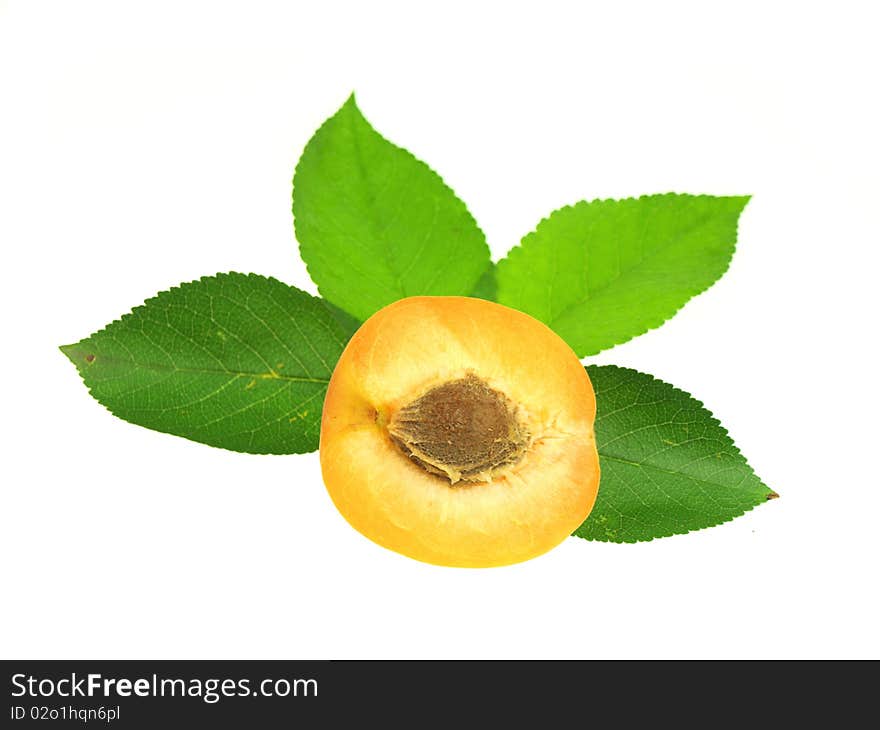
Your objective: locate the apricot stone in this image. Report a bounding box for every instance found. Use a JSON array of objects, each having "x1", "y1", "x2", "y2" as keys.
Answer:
[{"x1": 319, "y1": 296, "x2": 600, "y2": 567}]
